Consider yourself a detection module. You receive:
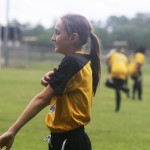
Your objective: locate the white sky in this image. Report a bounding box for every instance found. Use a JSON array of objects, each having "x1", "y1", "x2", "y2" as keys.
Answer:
[{"x1": 1, "y1": 0, "x2": 150, "y2": 28}]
